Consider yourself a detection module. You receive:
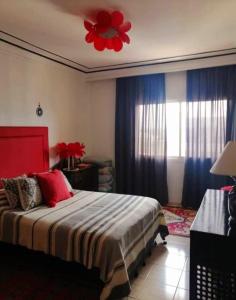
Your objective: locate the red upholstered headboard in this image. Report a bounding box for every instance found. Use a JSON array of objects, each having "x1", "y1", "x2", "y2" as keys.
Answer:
[{"x1": 0, "y1": 127, "x2": 49, "y2": 179}]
